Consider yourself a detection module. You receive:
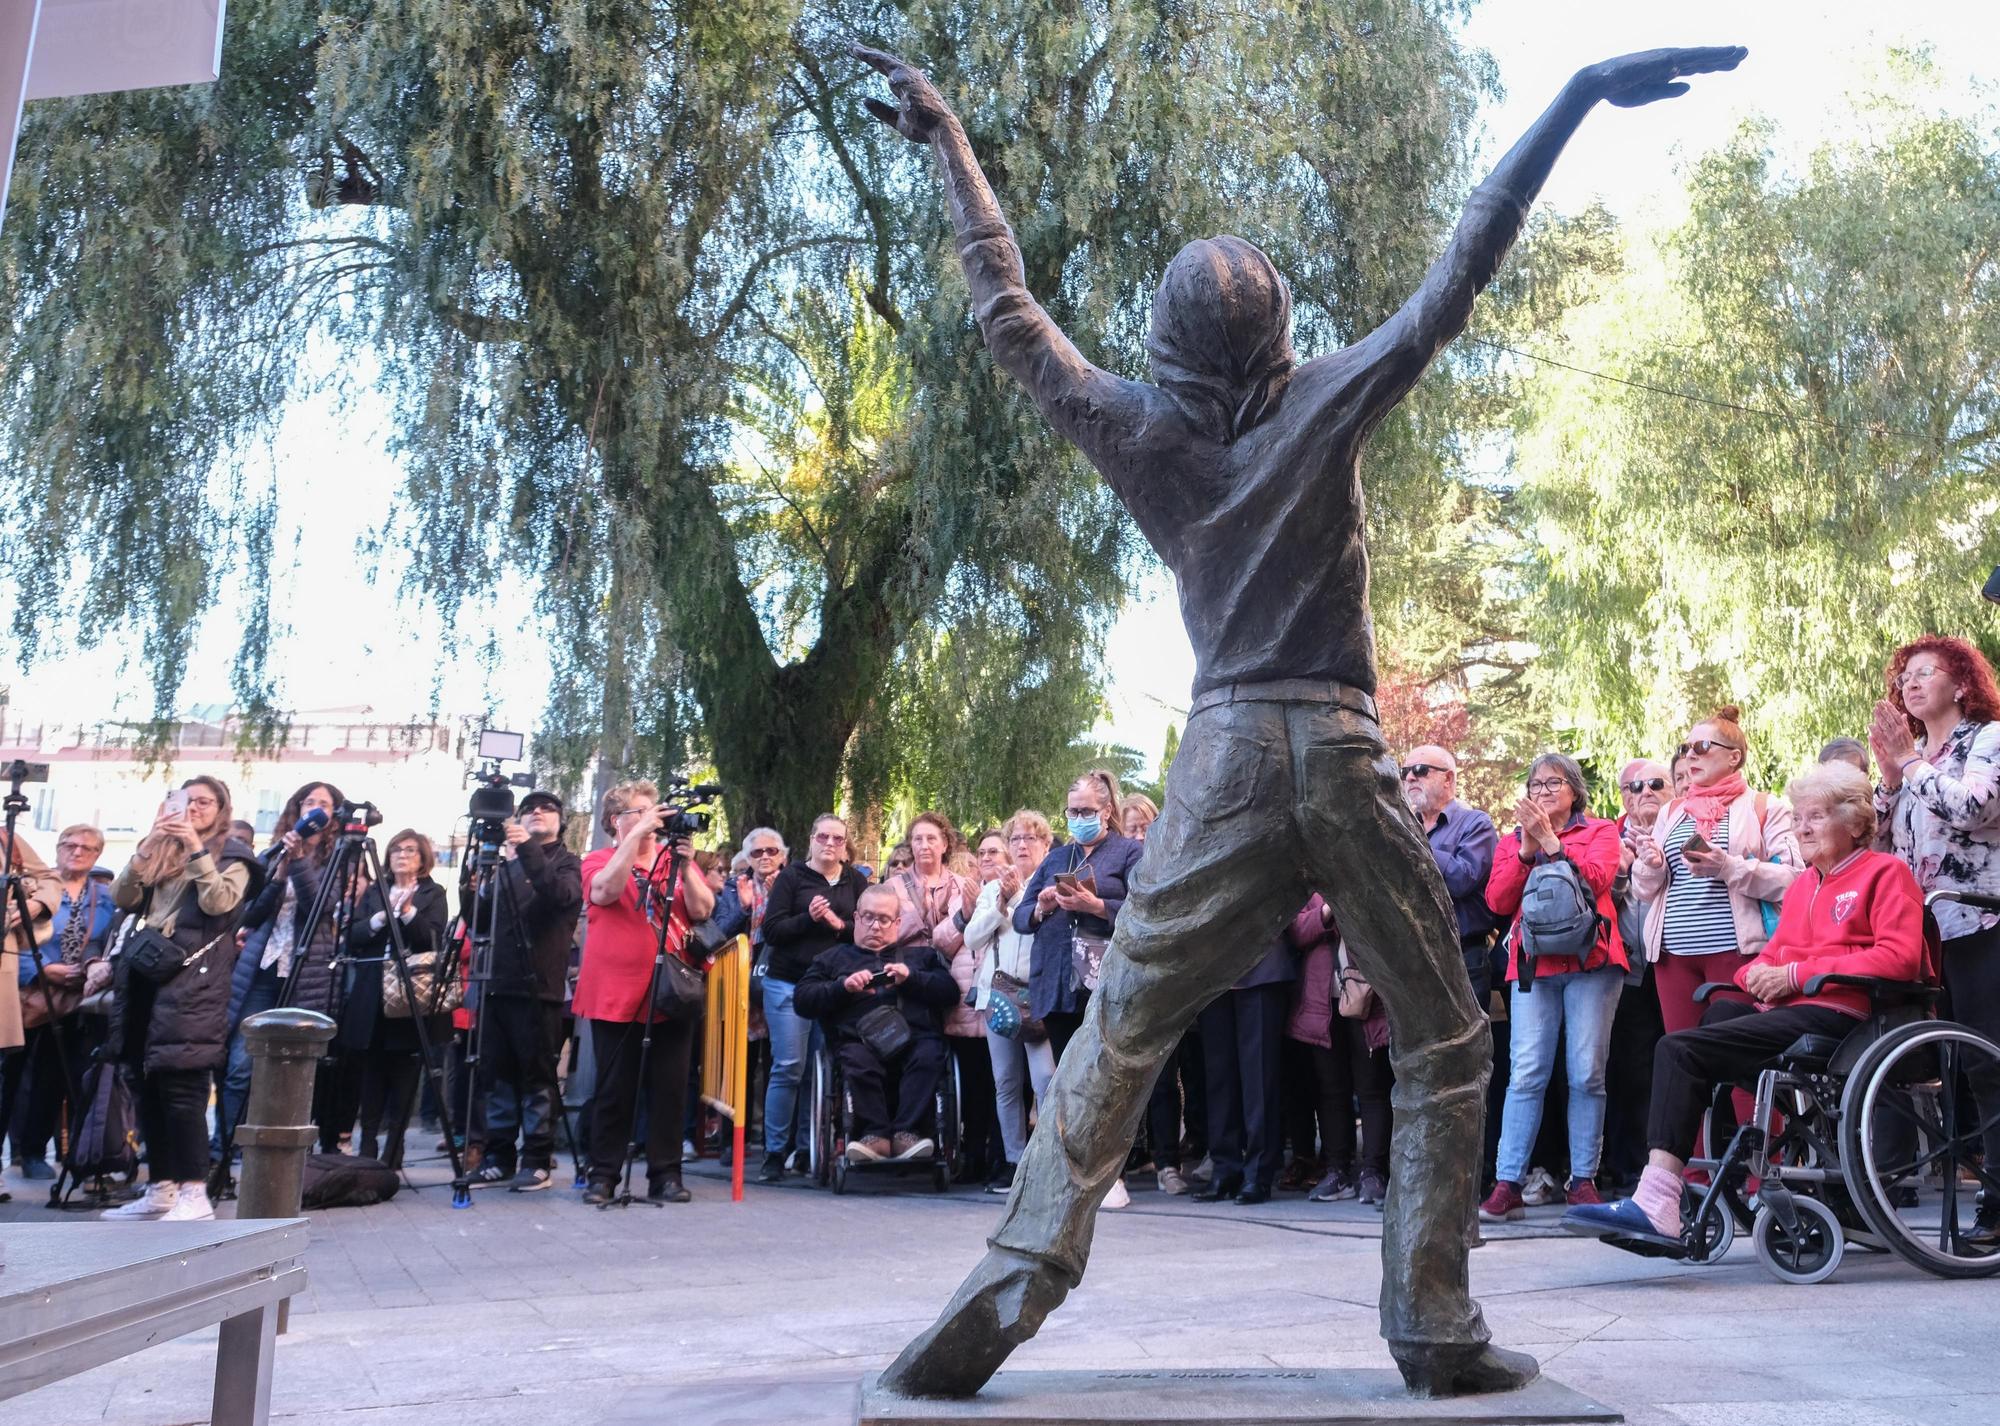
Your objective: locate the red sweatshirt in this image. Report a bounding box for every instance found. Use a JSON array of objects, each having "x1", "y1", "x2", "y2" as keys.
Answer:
[
  {"x1": 1485, "y1": 814, "x2": 1627, "y2": 981},
  {"x1": 1734, "y1": 849, "x2": 1927, "y2": 1019}
]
